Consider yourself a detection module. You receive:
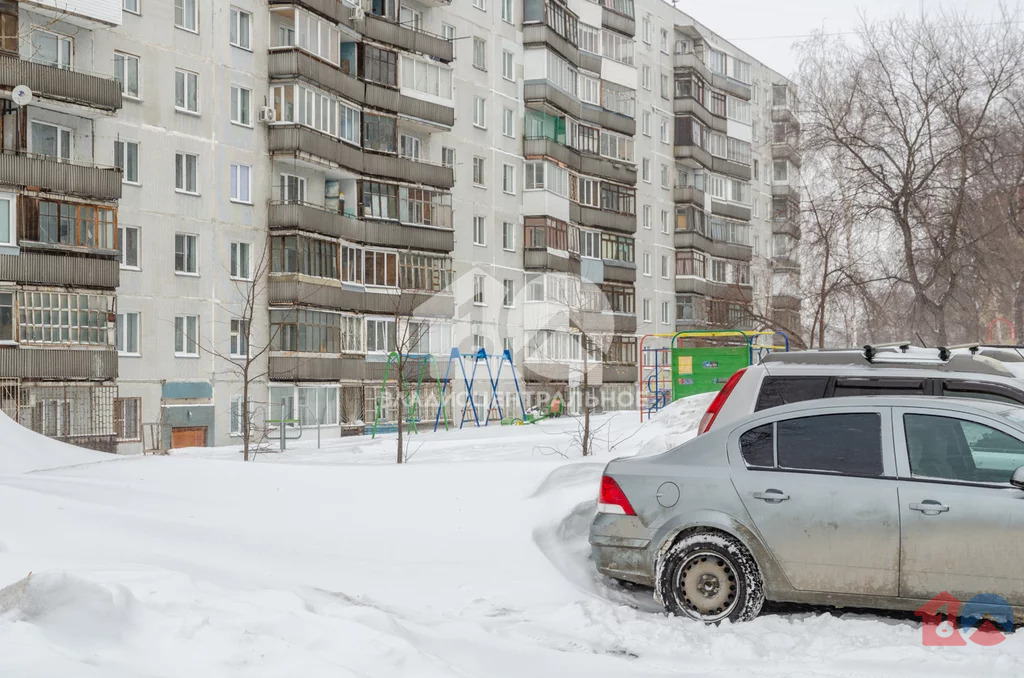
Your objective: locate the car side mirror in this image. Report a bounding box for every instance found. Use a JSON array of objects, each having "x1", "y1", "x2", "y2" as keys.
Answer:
[{"x1": 1012, "y1": 467, "x2": 1024, "y2": 490}]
